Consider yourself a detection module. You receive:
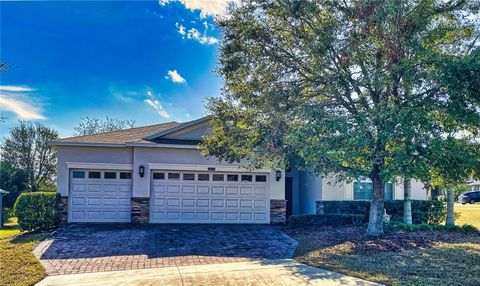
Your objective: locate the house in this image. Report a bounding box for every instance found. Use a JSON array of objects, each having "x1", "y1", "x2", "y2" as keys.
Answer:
[
  {"x1": 50, "y1": 116, "x2": 428, "y2": 224},
  {"x1": 468, "y1": 181, "x2": 480, "y2": 192}
]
